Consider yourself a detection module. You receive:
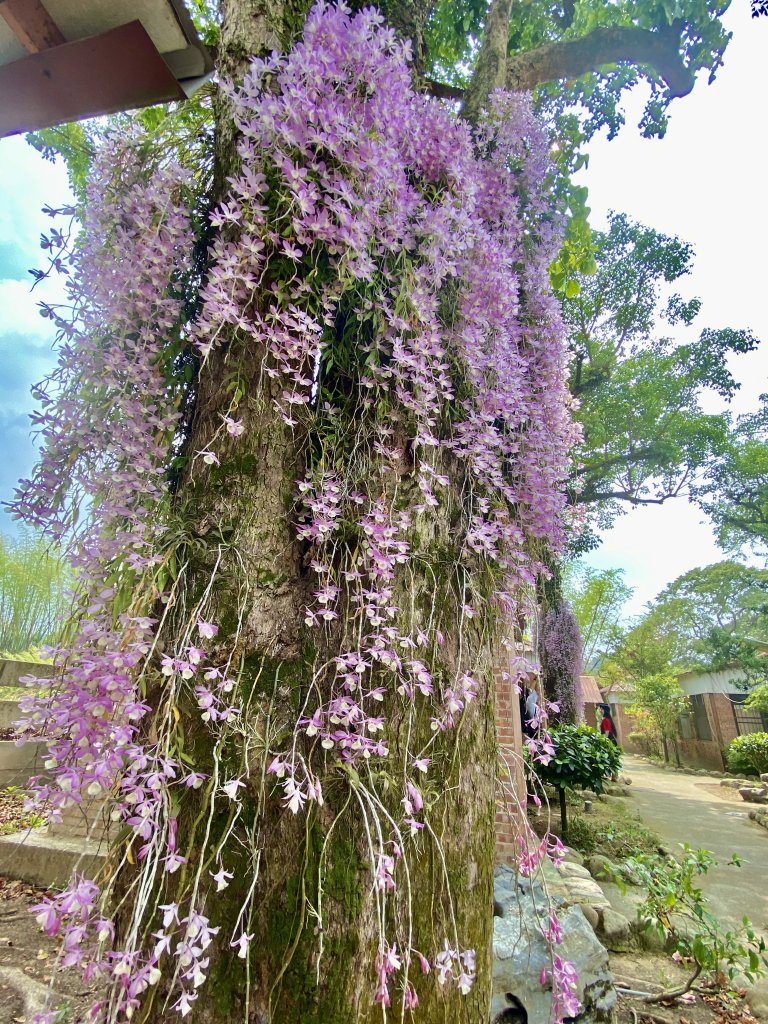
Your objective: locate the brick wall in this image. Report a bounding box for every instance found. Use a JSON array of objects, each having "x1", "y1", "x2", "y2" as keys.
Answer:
[
  {"x1": 676, "y1": 694, "x2": 735, "y2": 770},
  {"x1": 610, "y1": 702, "x2": 643, "y2": 752}
]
